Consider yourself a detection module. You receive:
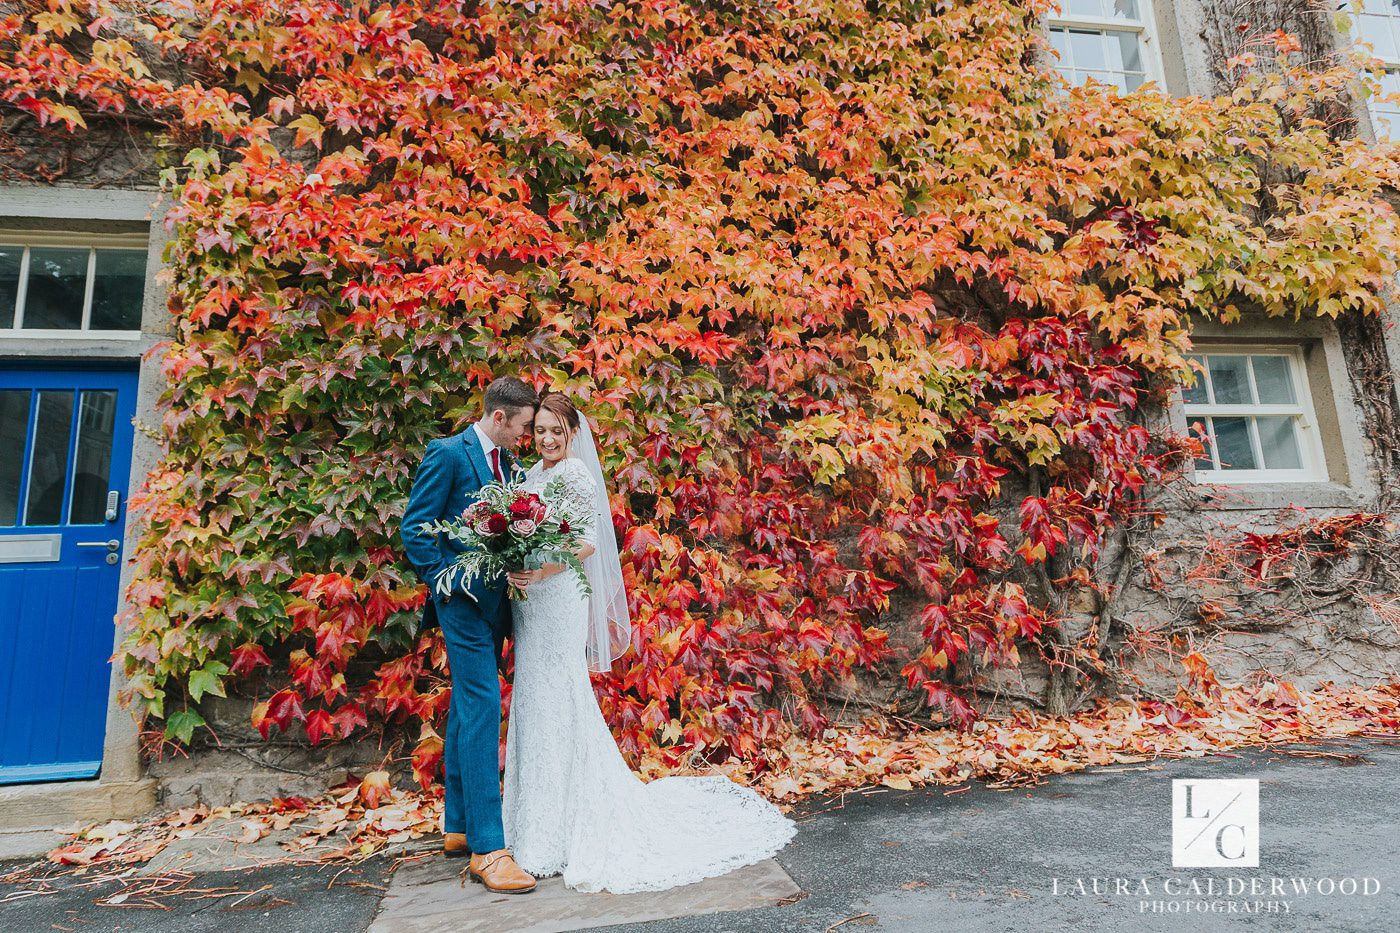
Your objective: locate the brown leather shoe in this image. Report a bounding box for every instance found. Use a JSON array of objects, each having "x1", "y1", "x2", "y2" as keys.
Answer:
[
  {"x1": 468, "y1": 849, "x2": 536, "y2": 893},
  {"x1": 443, "y1": 832, "x2": 469, "y2": 859}
]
